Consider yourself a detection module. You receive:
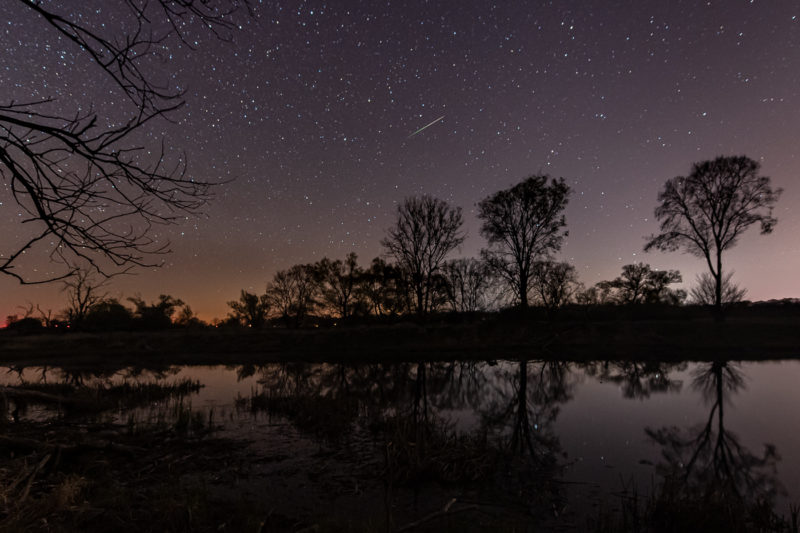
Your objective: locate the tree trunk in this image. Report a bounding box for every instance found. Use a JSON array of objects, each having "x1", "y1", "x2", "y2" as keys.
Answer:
[
  {"x1": 714, "y1": 252, "x2": 724, "y2": 321},
  {"x1": 519, "y1": 276, "x2": 529, "y2": 308},
  {"x1": 416, "y1": 285, "x2": 425, "y2": 318}
]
